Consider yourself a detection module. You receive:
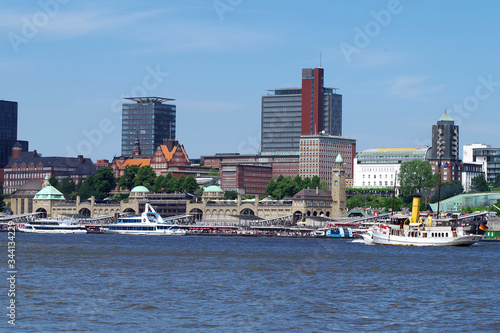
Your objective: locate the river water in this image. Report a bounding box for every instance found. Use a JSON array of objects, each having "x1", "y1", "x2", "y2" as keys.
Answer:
[{"x1": 2, "y1": 234, "x2": 500, "y2": 332}]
